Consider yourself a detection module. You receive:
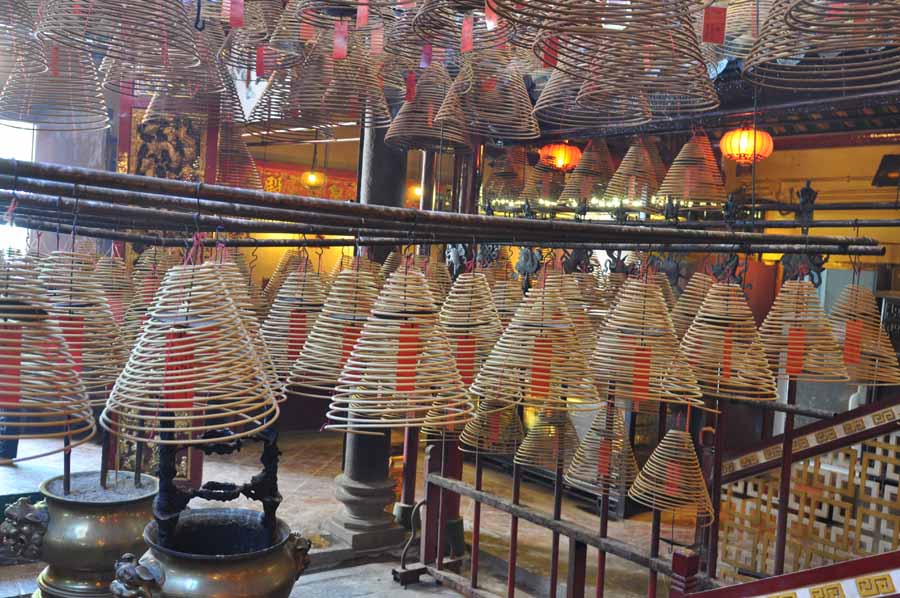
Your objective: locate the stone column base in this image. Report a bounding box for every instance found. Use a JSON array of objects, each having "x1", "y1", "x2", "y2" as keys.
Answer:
[{"x1": 326, "y1": 473, "x2": 405, "y2": 551}]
